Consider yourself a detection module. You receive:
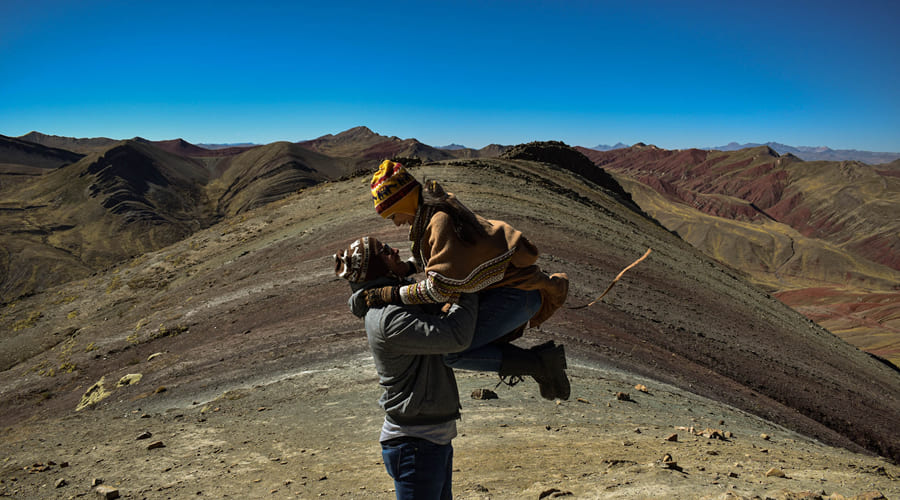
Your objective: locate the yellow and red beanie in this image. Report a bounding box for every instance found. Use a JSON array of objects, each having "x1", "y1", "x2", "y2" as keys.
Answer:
[
  {"x1": 333, "y1": 236, "x2": 389, "y2": 283},
  {"x1": 371, "y1": 160, "x2": 421, "y2": 218}
]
